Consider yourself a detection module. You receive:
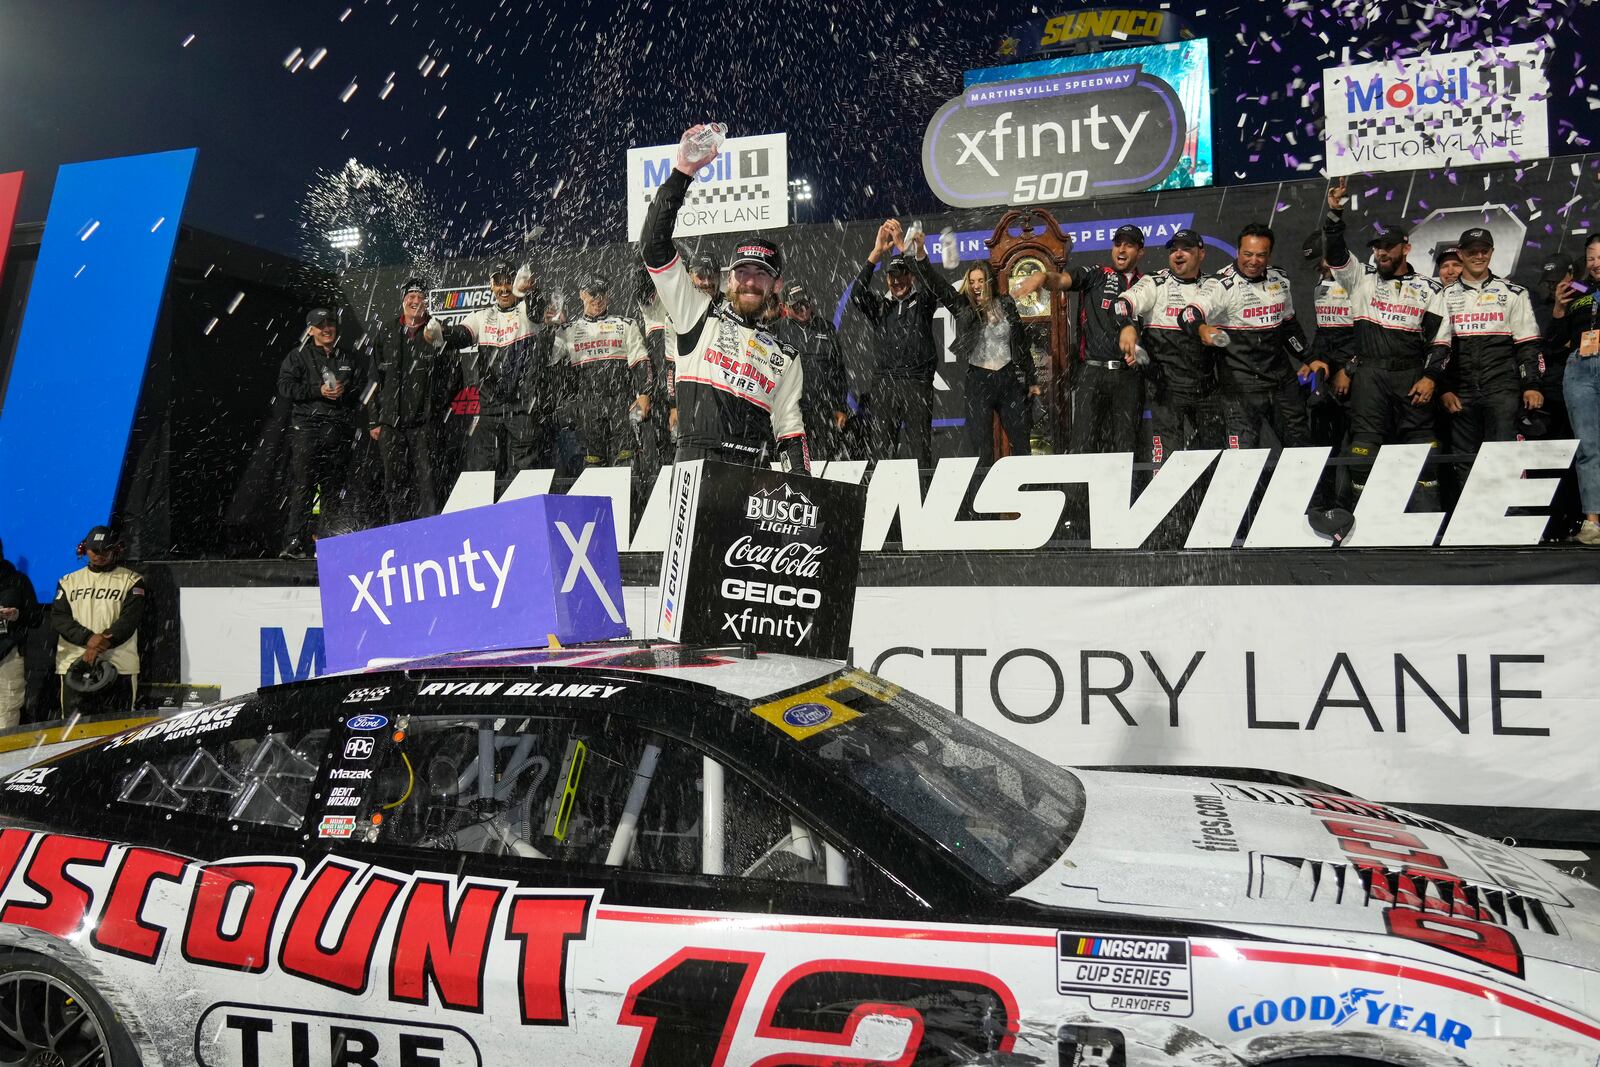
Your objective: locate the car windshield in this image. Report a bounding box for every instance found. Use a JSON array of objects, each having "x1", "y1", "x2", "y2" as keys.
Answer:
[{"x1": 795, "y1": 675, "x2": 1085, "y2": 890}]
